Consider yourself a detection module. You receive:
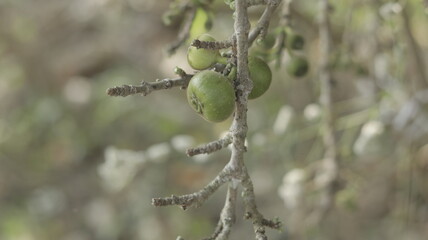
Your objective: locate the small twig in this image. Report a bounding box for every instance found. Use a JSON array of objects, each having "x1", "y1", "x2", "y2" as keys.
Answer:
[
  {"x1": 275, "y1": 0, "x2": 293, "y2": 68},
  {"x1": 186, "y1": 132, "x2": 233, "y2": 156},
  {"x1": 261, "y1": 218, "x2": 282, "y2": 229},
  {"x1": 310, "y1": 0, "x2": 339, "y2": 225},
  {"x1": 204, "y1": 221, "x2": 223, "y2": 240},
  {"x1": 248, "y1": 0, "x2": 282, "y2": 45},
  {"x1": 167, "y1": 8, "x2": 197, "y2": 55},
  {"x1": 401, "y1": 5, "x2": 428, "y2": 88},
  {"x1": 152, "y1": 167, "x2": 232, "y2": 209},
  {"x1": 244, "y1": 212, "x2": 282, "y2": 230},
  {"x1": 241, "y1": 169, "x2": 278, "y2": 240},
  {"x1": 248, "y1": 0, "x2": 269, "y2": 7},
  {"x1": 191, "y1": 39, "x2": 234, "y2": 50},
  {"x1": 106, "y1": 75, "x2": 192, "y2": 97},
  {"x1": 203, "y1": 183, "x2": 238, "y2": 240}
]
